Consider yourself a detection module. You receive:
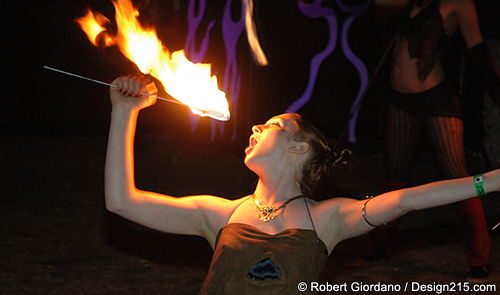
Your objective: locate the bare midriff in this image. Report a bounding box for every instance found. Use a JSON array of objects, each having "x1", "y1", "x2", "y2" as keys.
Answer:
[{"x1": 391, "y1": 37, "x2": 446, "y2": 93}]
